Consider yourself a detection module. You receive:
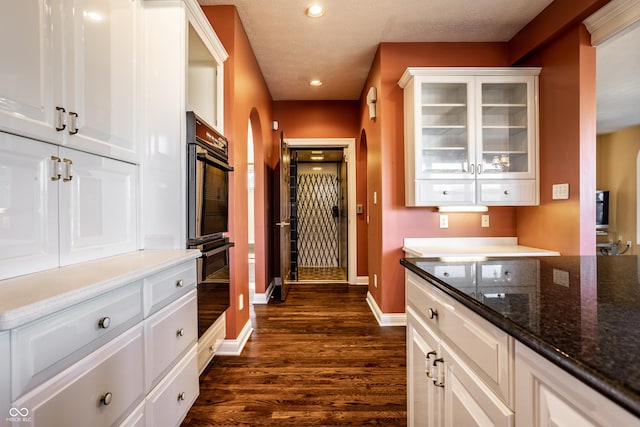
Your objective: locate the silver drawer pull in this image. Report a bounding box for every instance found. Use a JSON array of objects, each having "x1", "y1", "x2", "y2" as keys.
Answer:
[
  {"x1": 176, "y1": 328, "x2": 185, "y2": 337},
  {"x1": 442, "y1": 190, "x2": 448, "y2": 195},
  {"x1": 98, "y1": 317, "x2": 111, "y2": 329},
  {"x1": 428, "y1": 308, "x2": 438, "y2": 319},
  {"x1": 504, "y1": 190, "x2": 510, "y2": 195},
  {"x1": 177, "y1": 392, "x2": 186, "y2": 401},
  {"x1": 100, "y1": 392, "x2": 113, "y2": 406},
  {"x1": 176, "y1": 279, "x2": 184, "y2": 287}
]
